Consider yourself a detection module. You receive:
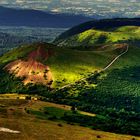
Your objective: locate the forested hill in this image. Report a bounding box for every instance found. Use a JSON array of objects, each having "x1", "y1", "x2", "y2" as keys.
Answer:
[{"x1": 0, "y1": 6, "x2": 92, "y2": 28}]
